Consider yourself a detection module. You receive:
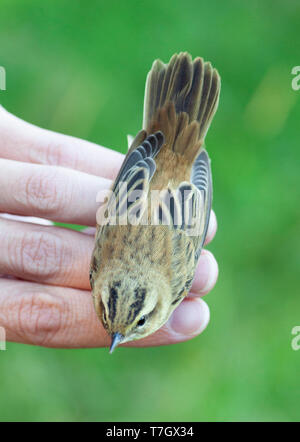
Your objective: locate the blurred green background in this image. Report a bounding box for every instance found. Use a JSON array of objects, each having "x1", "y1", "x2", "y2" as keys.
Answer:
[{"x1": 0, "y1": 0, "x2": 299, "y2": 422}]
